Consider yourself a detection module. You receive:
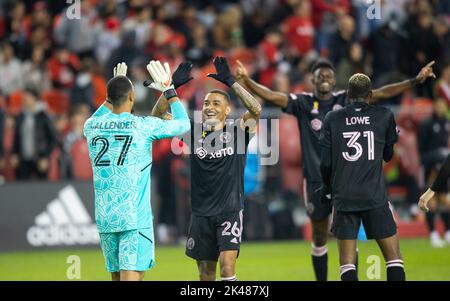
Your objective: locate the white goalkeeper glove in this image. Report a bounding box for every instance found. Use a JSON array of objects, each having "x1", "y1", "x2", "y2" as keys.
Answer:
[
  {"x1": 113, "y1": 62, "x2": 128, "y2": 77},
  {"x1": 146, "y1": 60, "x2": 174, "y2": 92}
]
